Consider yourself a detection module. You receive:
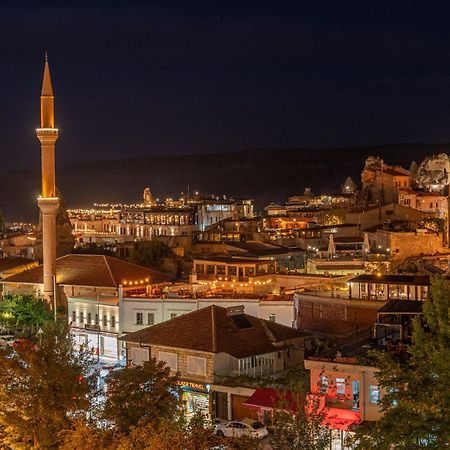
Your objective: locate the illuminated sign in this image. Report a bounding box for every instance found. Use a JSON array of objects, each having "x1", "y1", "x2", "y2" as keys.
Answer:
[{"x1": 176, "y1": 380, "x2": 210, "y2": 391}]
